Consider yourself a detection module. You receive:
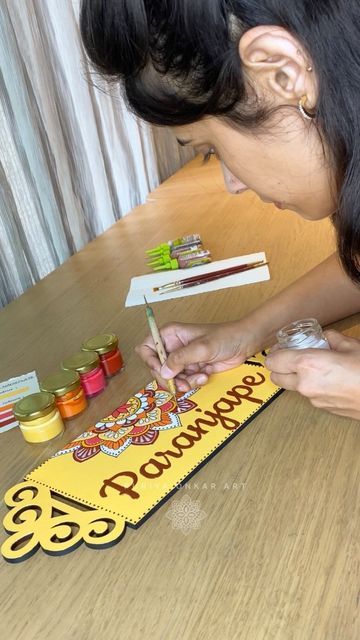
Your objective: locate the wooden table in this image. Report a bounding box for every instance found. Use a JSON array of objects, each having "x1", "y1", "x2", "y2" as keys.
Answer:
[{"x1": 1, "y1": 156, "x2": 359, "y2": 640}]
